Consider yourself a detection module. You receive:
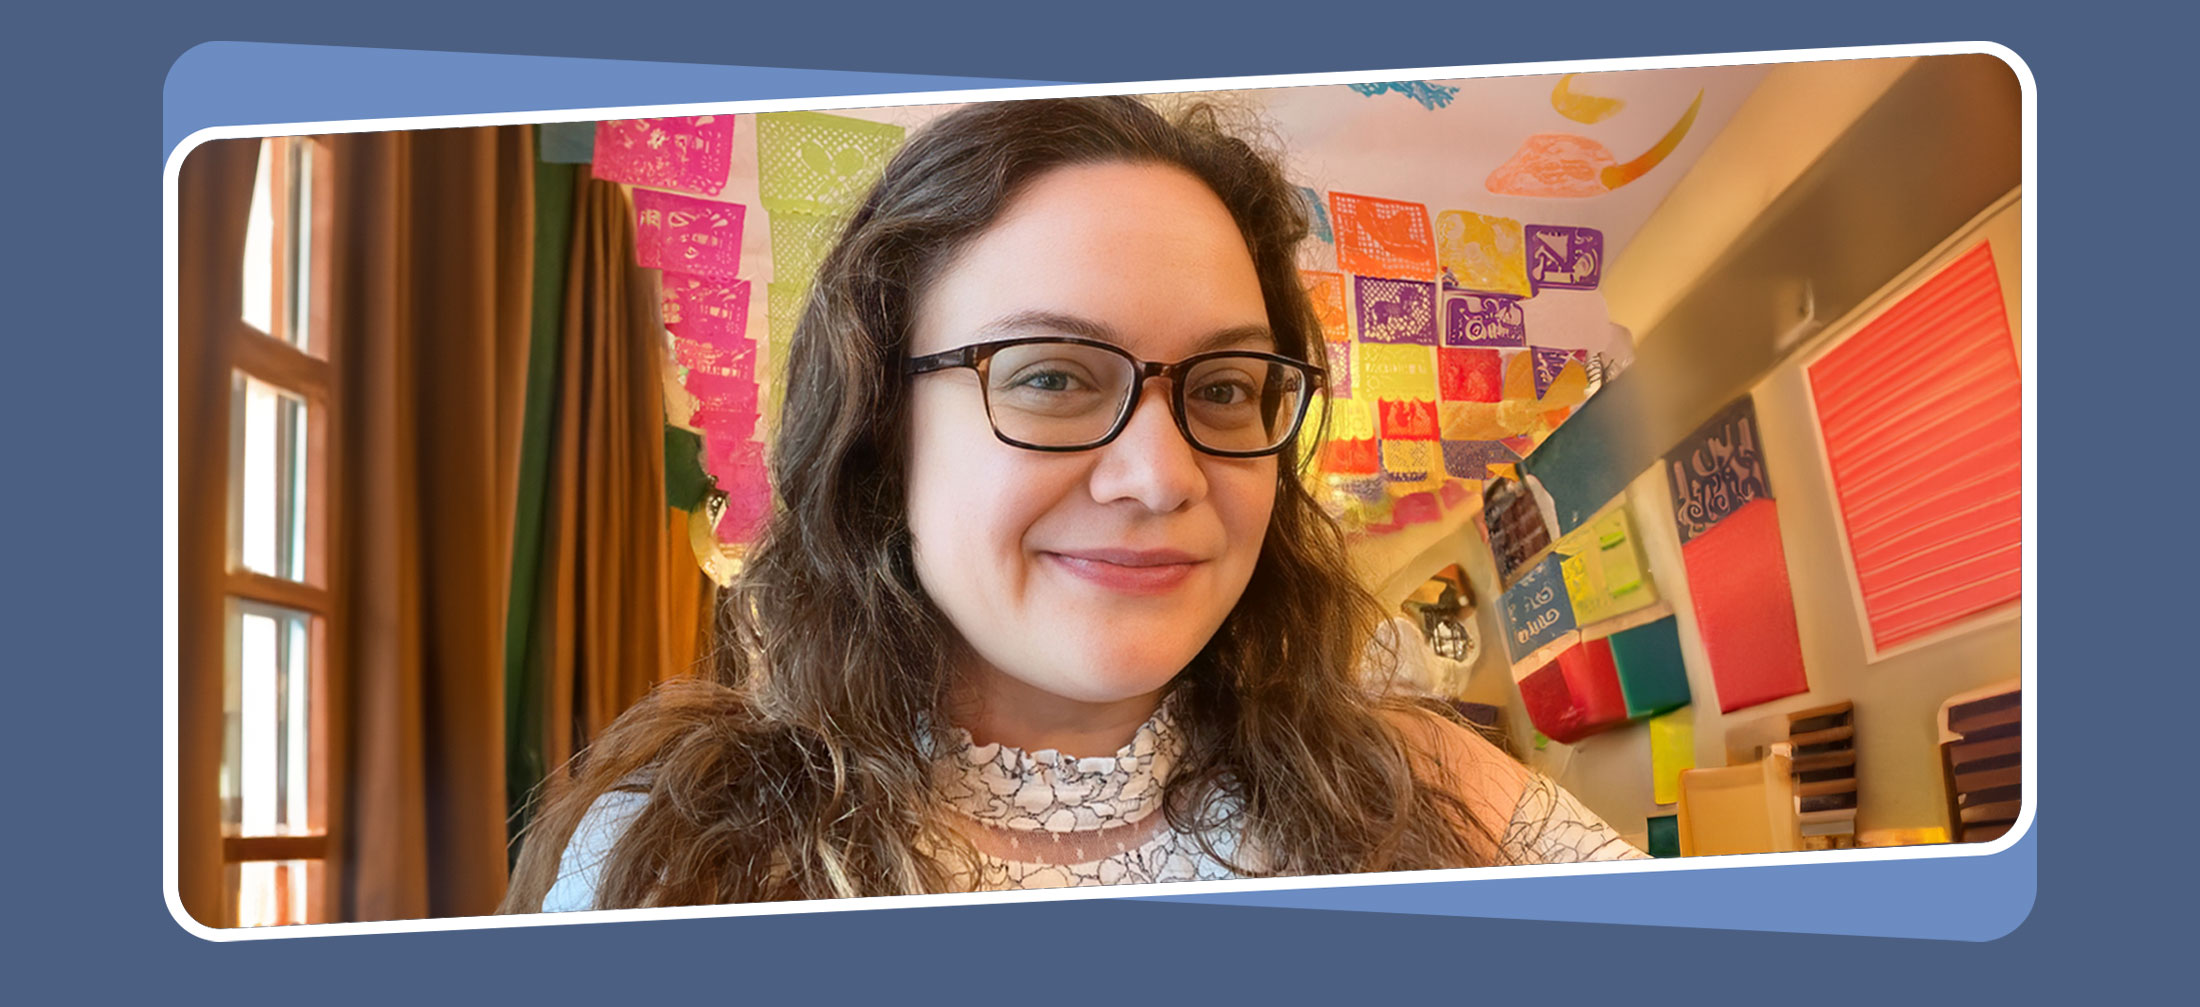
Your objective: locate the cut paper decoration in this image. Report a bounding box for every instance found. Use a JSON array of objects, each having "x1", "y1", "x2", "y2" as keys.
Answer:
[
  {"x1": 1379, "y1": 439, "x2": 1438, "y2": 486},
  {"x1": 1500, "y1": 554, "x2": 1577, "y2": 664},
  {"x1": 1667, "y1": 394, "x2": 1773, "y2": 545},
  {"x1": 1378, "y1": 398, "x2": 1439, "y2": 440},
  {"x1": 768, "y1": 208, "x2": 842, "y2": 293},
  {"x1": 1524, "y1": 225, "x2": 1604, "y2": 292},
  {"x1": 1515, "y1": 636, "x2": 1628, "y2": 744},
  {"x1": 1322, "y1": 435, "x2": 1378, "y2": 476},
  {"x1": 592, "y1": 116, "x2": 735, "y2": 196},
  {"x1": 1602, "y1": 90, "x2": 1703, "y2": 190},
  {"x1": 1443, "y1": 290, "x2": 1527, "y2": 348},
  {"x1": 1394, "y1": 491, "x2": 1442, "y2": 525},
  {"x1": 1357, "y1": 343, "x2": 1438, "y2": 399},
  {"x1": 1329, "y1": 396, "x2": 1378, "y2": 441},
  {"x1": 1346, "y1": 79, "x2": 1461, "y2": 110},
  {"x1": 683, "y1": 369, "x2": 759, "y2": 416},
  {"x1": 1485, "y1": 476, "x2": 1554, "y2": 587},
  {"x1": 1298, "y1": 187, "x2": 1334, "y2": 243},
  {"x1": 1434, "y1": 210, "x2": 1531, "y2": 297},
  {"x1": 1329, "y1": 192, "x2": 1438, "y2": 280},
  {"x1": 673, "y1": 334, "x2": 755, "y2": 380},
  {"x1": 1648, "y1": 710, "x2": 1695, "y2": 805},
  {"x1": 1485, "y1": 134, "x2": 1617, "y2": 198},
  {"x1": 539, "y1": 121, "x2": 596, "y2": 164},
  {"x1": 1442, "y1": 439, "x2": 1517, "y2": 480},
  {"x1": 1439, "y1": 401, "x2": 1537, "y2": 442},
  {"x1": 635, "y1": 189, "x2": 745, "y2": 280},
  {"x1": 1437, "y1": 347, "x2": 1503, "y2": 402},
  {"x1": 1680, "y1": 497, "x2": 1809, "y2": 713},
  {"x1": 1532, "y1": 348, "x2": 1588, "y2": 398},
  {"x1": 660, "y1": 274, "x2": 753, "y2": 347},
  {"x1": 1302, "y1": 270, "x2": 1352, "y2": 342},
  {"x1": 687, "y1": 407, "x2": 758, "y2": 447},
  {"x1": 712, "y1": 445, "x2": 772, "y2": 545},
  {"x1": 1352, "y1": 275, "x2": 1437, "y2": 344},
  {"x1": 1539, "y1": 358, "x2": 1591, "y2": 409},
  {"x1": 763, "y1": 281, "x2": 804, "y2": 427},
  {"x1": 1322, "y1": 340, "x2": 1353, "y2": 399},
  {"x1": 1594, "y1": 508, "x2": 1644, "y2": 593},
  {"x1": 1807, "y1": 241, "x2": 2022, "y2": 653},
  {"x1": 755, "y1": 111, "x2": 905, "y2": 216},
  {"x1": 1551, "y1": 74, "x2": 1626, "y2": 124},
  {"x1": 1609, "y1": 616, "x2": 1692, "y2": 719},
  {"x1": 1502, "y1": 350, "x2": 1538, "y2": 401}
]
